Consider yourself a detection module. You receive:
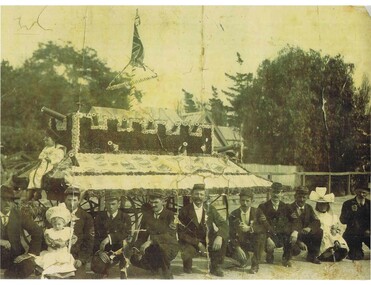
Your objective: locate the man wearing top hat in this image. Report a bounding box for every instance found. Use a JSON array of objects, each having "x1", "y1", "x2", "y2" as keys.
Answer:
[
  {"x1": 340, "y1": 181, "x2": 370, "y2": 260},
  {"x1": 57, "y1": 186, "x2": 95, "y2": 278},
  {"x1": 229, "y1": 189, "x2": 267, "y2": 274},
  {"x1": 178, "y1": 183, "x2": 229, "y2": 277},
  {"x1": 287, "y1": 186, "x2": 323, "y2": 265},
  {"x1": 258, "y1": 182, "x2": 292, "y2": 267},
  {"x1": 92, "y1": 191, "x2": 131, "y2": 279},
  {"x1": 27, "y1": 128, "x2": 66, "y2": 201},
  {"x1": 130, "y1": 191, "x2": 179, "y2": 279},
  {"x1": 0, "y1": 185, "x2": 43, "y2": 278}
]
